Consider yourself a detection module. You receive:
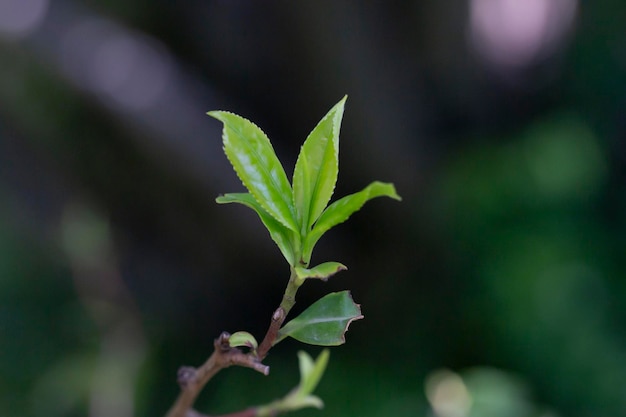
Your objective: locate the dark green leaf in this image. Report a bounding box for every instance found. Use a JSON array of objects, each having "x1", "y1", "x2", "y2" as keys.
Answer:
[
  {"x1": 208, "y1": 111, "x2": 298, "y2": 232},
  {"x1": 302, "y1": 181, "x2": 401, "y2": 264},
  {"x1": 293, "y1": 97, "x2": 346, "y2": 233},
  {"x1": 217, "y1": 193, "x2": 297, "y2": 265},
  {"x1": 276, "y1": 291, "x2": 363, "y2": 346}
]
